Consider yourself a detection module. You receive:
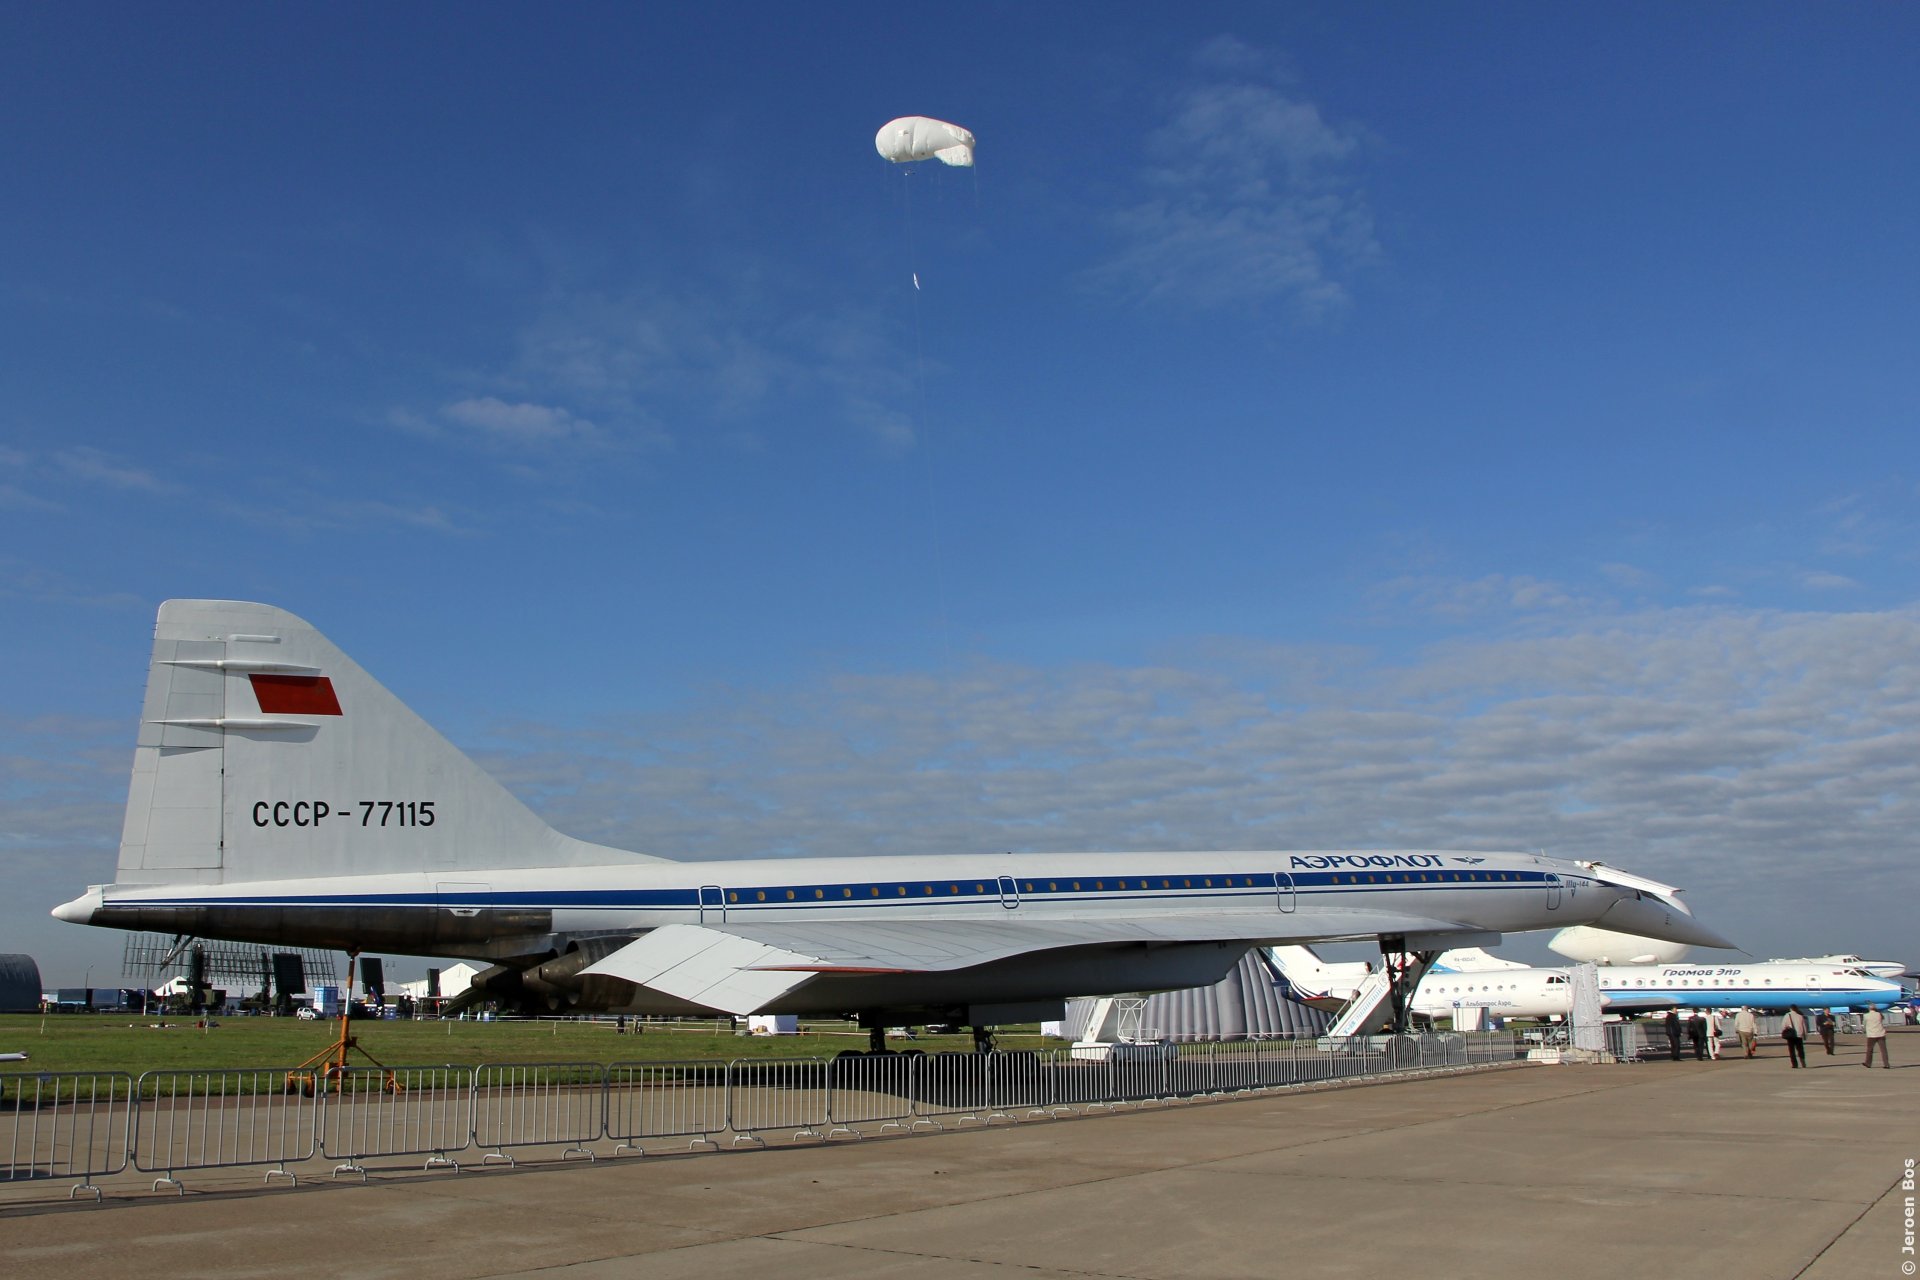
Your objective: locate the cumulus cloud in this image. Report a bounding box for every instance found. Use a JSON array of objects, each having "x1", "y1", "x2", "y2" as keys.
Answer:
[
  {"x1": 1372, "y1": 573, "x2": 1583, "y2": 619},
  {"x1": 13, "y1": 600, "x2": 1914, "y2": 975},
  {"x1": 441, "y1": 397, "x2": 603, "y2": 447},
  {"x1": 0, "y1": 560, "x2": 146, "y2": 608},
  {"x1": 0, "y1": 483, "x2": 62, "y2": 513},
  {"x1": 50, "y1": 447, "x2": 172, "y2": 493},
  {"x1": 513, "y1": 285, "x2": 918, "y2": 453},
  {"x1": 217, "y1": 492, "x2": 479, "y2": 537},
  {"x1": 458, "y1": 602, "x2": 1920, "y2": 961},
  {"x1": 1084, "y1": 36, "x2": 1379, "y2": 320}
]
